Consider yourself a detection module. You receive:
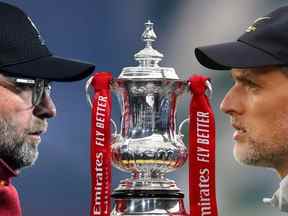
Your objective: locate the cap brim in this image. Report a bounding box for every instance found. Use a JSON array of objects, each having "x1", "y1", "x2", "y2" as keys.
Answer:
[
  {"x1": 0, "y1": 55, "x2": 95, "y2": 81},
  {"x1": 195, "y1": 41, "x2": 283, "y2": 70}
]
